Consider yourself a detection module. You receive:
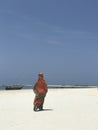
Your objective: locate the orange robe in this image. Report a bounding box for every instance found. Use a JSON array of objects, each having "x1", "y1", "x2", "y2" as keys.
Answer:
[
  {"x1": 33, "y1": 78, "x2": 48, "y2": 106},
  {"x1": 34, "y1": 78, "x2": 48, "y2": 95}
]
